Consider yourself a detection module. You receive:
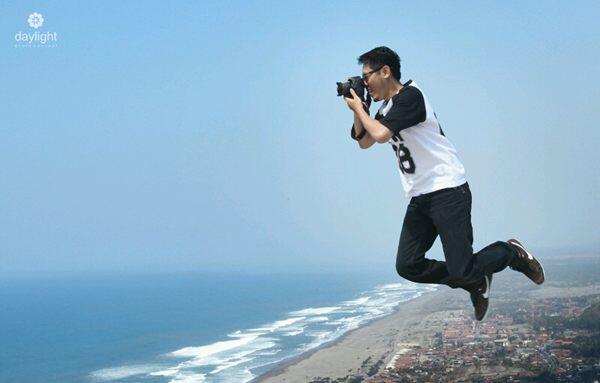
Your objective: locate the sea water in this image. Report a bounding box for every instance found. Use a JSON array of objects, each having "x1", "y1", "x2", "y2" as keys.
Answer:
[{"x1": 0, "y1": 272, "x2": 436, "y2": 383}]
